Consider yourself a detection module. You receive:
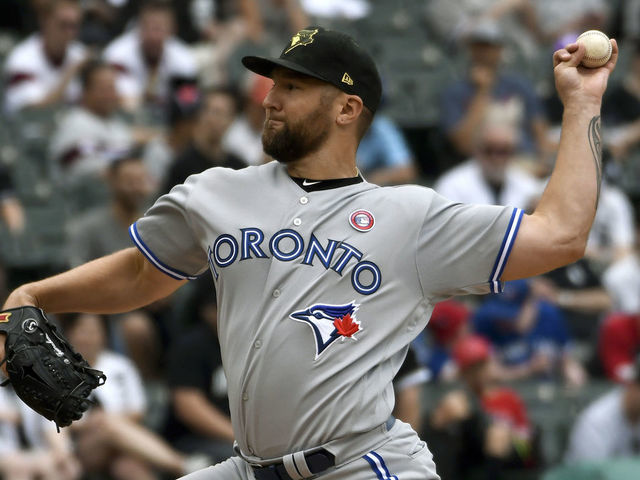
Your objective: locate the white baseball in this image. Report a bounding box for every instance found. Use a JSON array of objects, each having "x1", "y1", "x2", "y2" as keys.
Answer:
[{"x1": 577, "y1": 30, "x2": 612, "y2": 68}]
